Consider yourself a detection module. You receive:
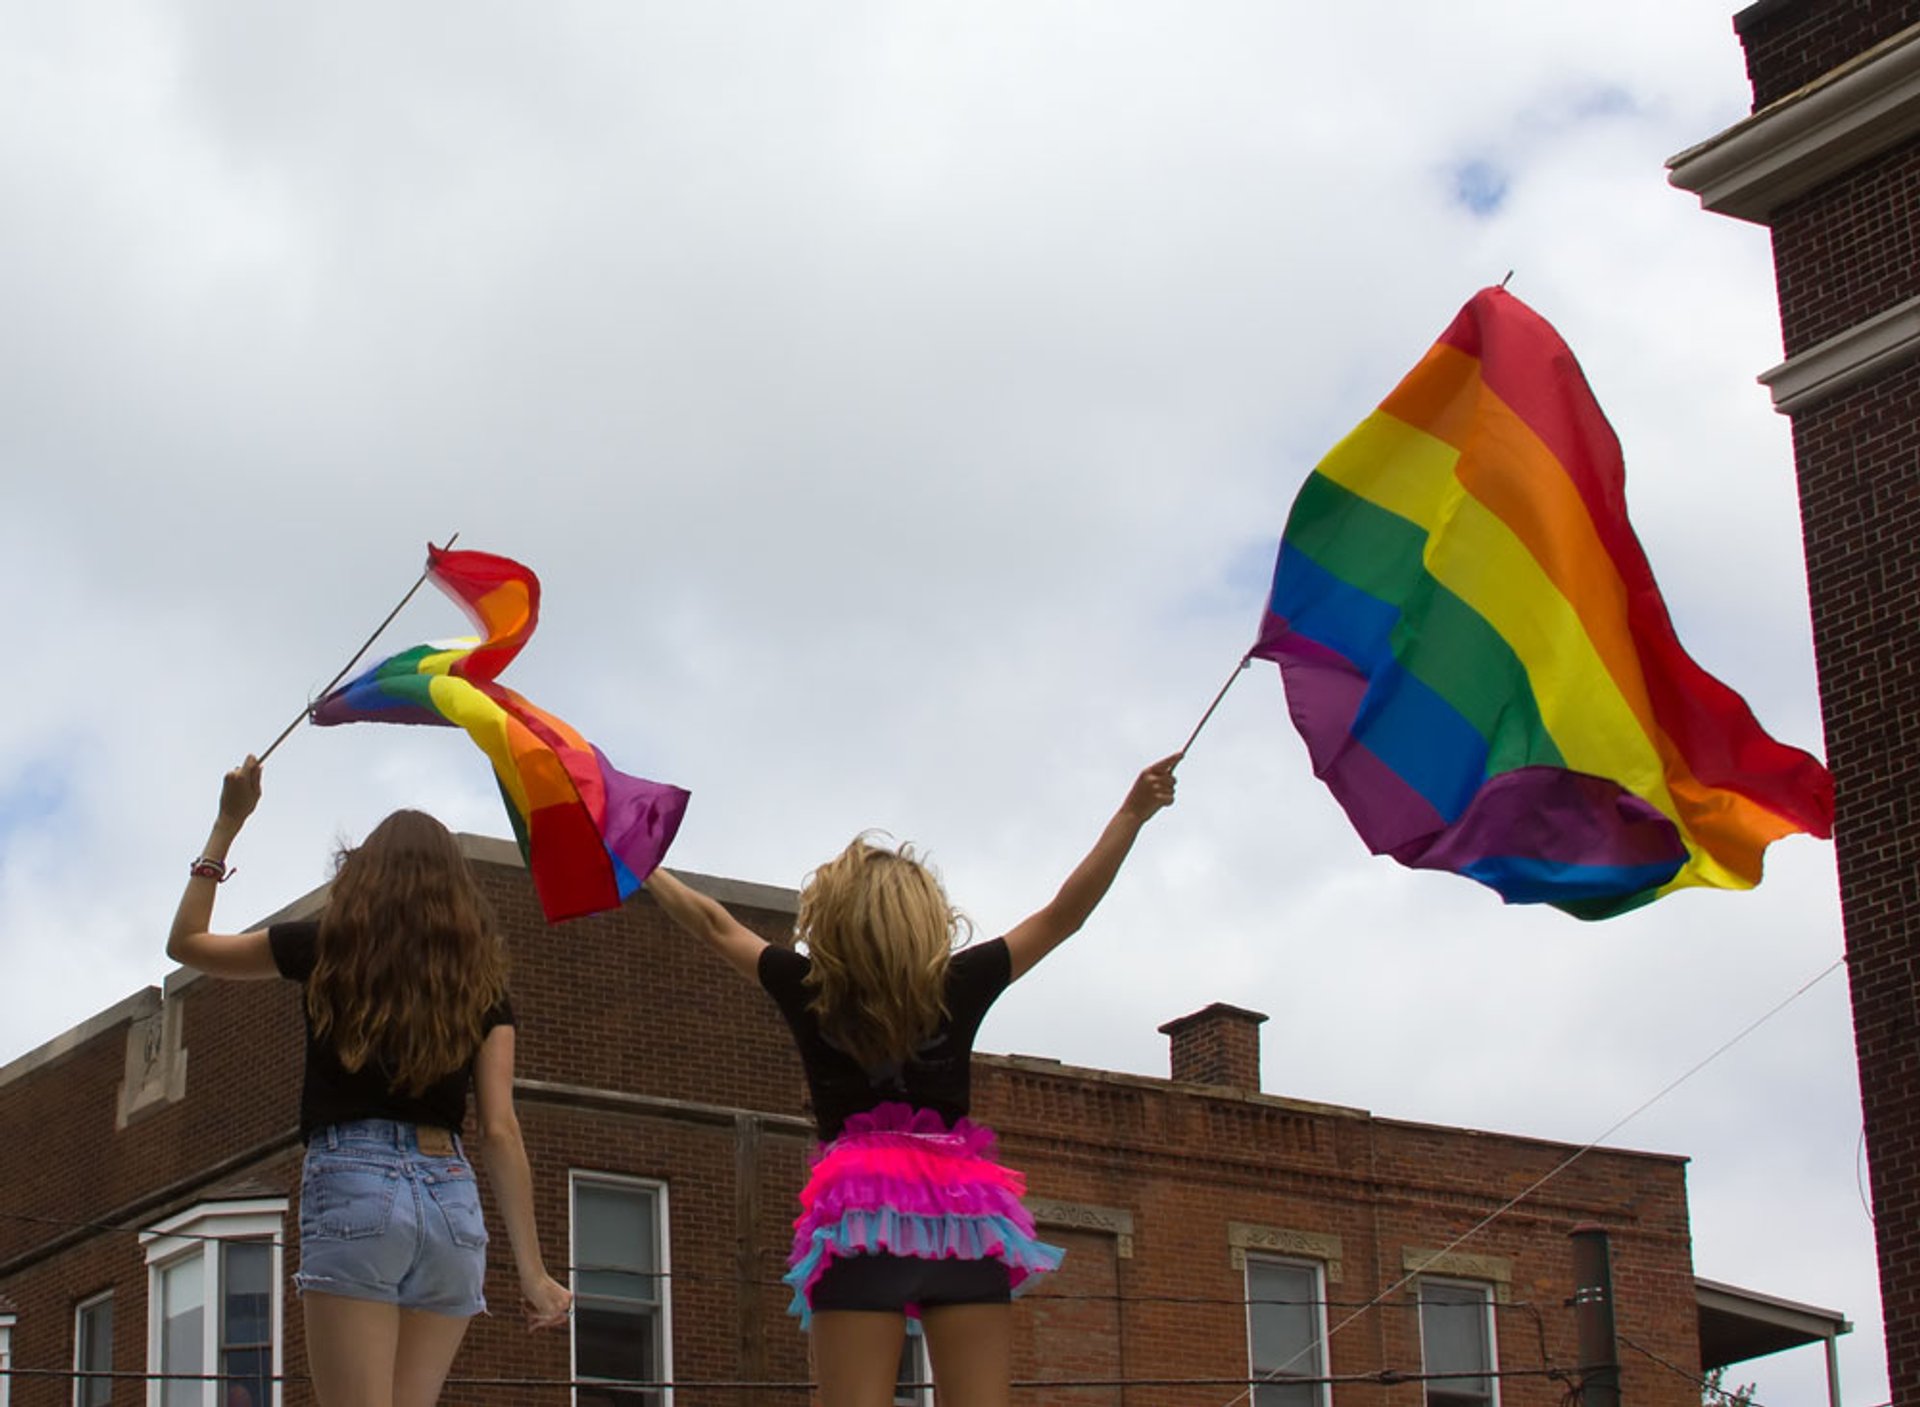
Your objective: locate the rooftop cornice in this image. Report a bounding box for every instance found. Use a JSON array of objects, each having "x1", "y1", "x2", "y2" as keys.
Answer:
[
  {"x1": 1758, "y1": 292, "x2": 1920, "y2": 413},
  {"x1": 1668, "y1": 21, "x2": 1920, "y2": 224}
]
